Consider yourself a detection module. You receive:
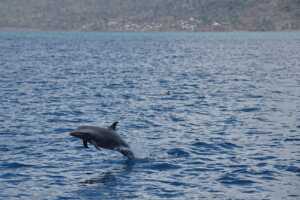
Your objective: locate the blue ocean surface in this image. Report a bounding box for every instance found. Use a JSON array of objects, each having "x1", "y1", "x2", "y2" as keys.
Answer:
[{"x1": 0, "y1": 32, "x2": 299, "y2": 199}]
